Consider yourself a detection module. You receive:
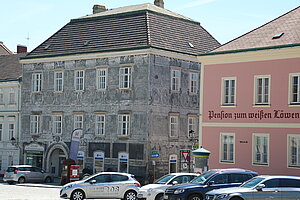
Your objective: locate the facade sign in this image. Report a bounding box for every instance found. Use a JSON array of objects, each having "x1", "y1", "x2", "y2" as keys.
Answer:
[
  {"x1": 25, "y1": 143, "x2": 44, "y2": 152},
  {"x1": 151, "y1": 151, "x2": 159, "y2": 158},
  {"x1": 94, "y1": 151, "x2": 104, "y2": 161},
  {"x1": 77, "y1": 151, "x2": 84, "y2": 160},
  {"x1": 169, "y1": 154, "x2": 177, "y2": 163},
  {"x1": 119, "y1": 152, "x2": 129, "y2": 162}
]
